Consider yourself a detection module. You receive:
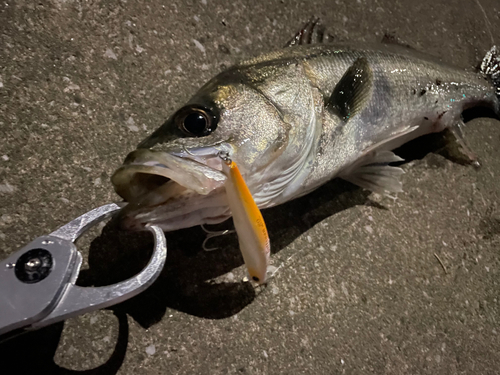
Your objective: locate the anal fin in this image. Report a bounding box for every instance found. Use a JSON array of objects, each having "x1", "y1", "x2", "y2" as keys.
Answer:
[
  {"x1": 442, "y1": 120, "x2": 481, "y2": 168},
  {"x1": 340, "y1": 151, "x2": 405, "y2": 194}
]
